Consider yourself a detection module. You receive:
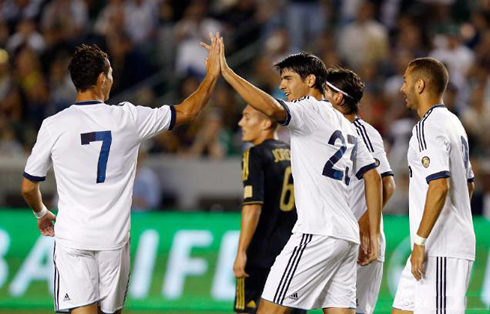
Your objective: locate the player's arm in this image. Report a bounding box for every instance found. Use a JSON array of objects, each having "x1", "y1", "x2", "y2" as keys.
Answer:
[
  {"x1": 361, "y1": 168, "x2": 382, "y2": 264},
  {"x1": 468, "y1": 181, "x2": 475, "y2": 200},
  {"x1": 21, "y1": 178, "x2": 56, "y2": 237},
  {"x1": 382, "y1": 175, "x2": 396, "y2": 207},
  {"x1": 218, "y1": 38, "x2": 287, "y2": 122},
  {"x1": 22, "y1": 120, "x2": 56, "y2": 237},
  {"x1": 234, "y1": 204, "x2": 262, "y2": 278},
  {"x1": 411, "y1": 125, "x2": 452, "y2": 280},
  {"x1": 411, "y1": 177, "x2": 449, "y2": 281},
  {"x1": 416, "y1": 178, "x2": 449, "y2": 240},
  {"x1": 358, "y1": 173, "x2": 395, "y2": 264},
  {"x1": 173, "y1": 32, "x2": 221, "y2": 125}
]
